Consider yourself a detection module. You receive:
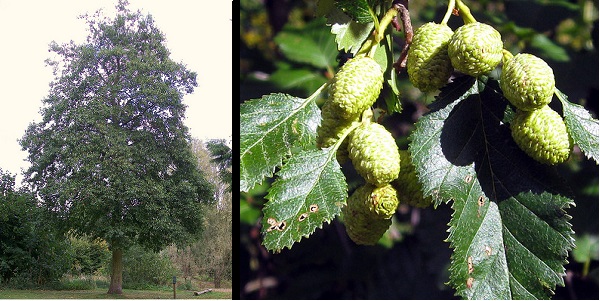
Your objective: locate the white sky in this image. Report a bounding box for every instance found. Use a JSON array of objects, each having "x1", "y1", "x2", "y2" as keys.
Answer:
[{"x1": 0, "y1": 0, "x2": 232, "y2": 181}]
